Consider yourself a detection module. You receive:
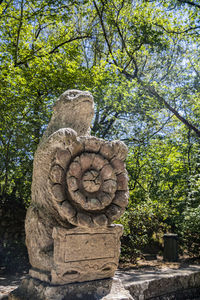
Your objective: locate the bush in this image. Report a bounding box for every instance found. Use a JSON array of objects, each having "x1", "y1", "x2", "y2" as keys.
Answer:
[
  {"x1": 118, "y1": 200, "x2": 171, "y2": 262},
  {"x1": 180, "y1": 205, "x2": 200, "y2": 257}
]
